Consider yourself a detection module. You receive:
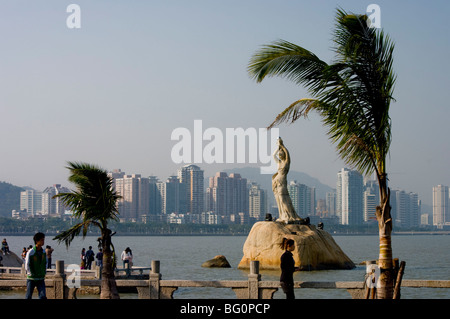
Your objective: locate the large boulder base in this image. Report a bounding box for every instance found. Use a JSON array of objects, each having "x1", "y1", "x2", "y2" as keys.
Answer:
[{"x1": 238, "y1": 221, "x2": 355, "y2": 270}]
